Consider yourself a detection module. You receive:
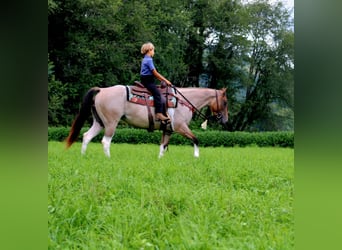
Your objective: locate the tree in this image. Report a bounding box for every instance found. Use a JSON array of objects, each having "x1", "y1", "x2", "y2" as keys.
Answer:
[
  {"x1": 143, "y1": 0, "x2": 191, "y2": 85},
  {"x1": 227, "y1": 0, "x2": 294, "y2": 131},
  {"x1": 48, "y1": 0, "x2": 192, "y2": 126},
  {"x1": 182, "y1": 0, "x2": 209, "y2": 87},
  {"x1": 48, "y1": 0, "x2": 127, "y2": 123},
  {"x1": 48, "y1": 56, "x2": 71, "y2": 125}
]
